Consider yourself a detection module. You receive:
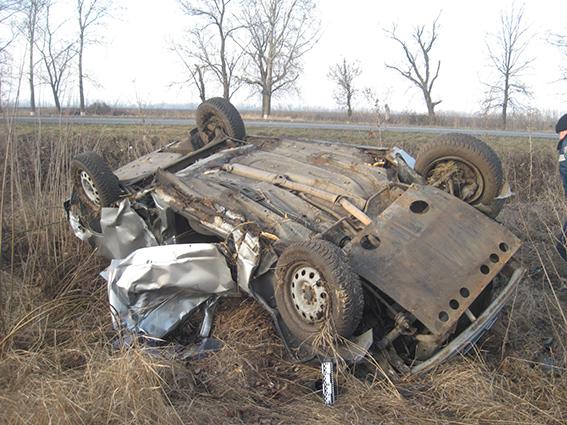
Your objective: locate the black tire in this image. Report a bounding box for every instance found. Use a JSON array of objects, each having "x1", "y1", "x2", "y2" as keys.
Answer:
[
  {"x1": 415, "y1": 133, "x2": 504, "y2": 206},
  {"x1": 71, "y1": 151, "x2": 122, "y2": 211},
  {"x1": 274, "y1": 240, "x2": 364, "y2": 343},
  {"x1": 479, "y1": 197, "x2": 506, "y2": 219},
  {"x1": 196, "y1": 97, "x2": 246, "y2": 142}
]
